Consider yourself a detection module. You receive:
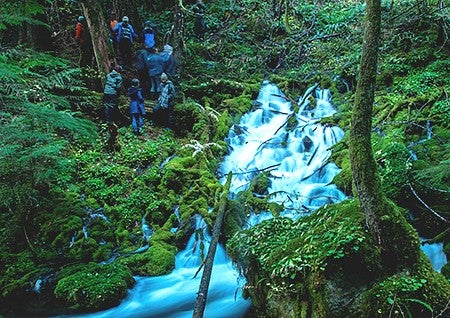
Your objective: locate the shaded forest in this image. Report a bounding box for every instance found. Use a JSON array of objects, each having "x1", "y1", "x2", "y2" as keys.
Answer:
[{"x1": 0, "y1": 0, "x2": 449, "y2": 317}]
